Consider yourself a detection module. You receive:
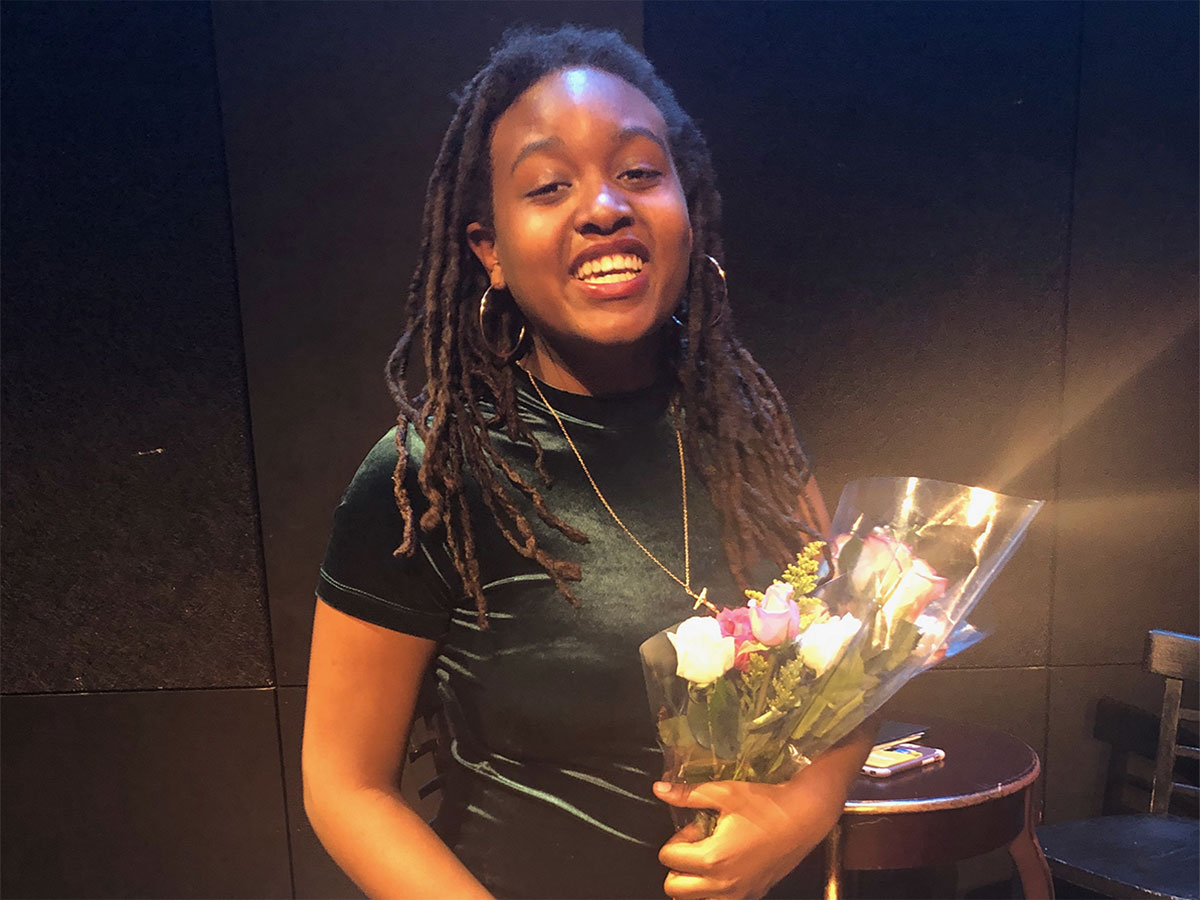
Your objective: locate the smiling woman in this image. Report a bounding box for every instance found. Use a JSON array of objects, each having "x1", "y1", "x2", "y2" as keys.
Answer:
[
  {"x1": 467, "y1": 67, "x2": 693, "y2": 392},
  {"x1": 301, "y1": 24, "x2": 872, "y2": 900}
]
